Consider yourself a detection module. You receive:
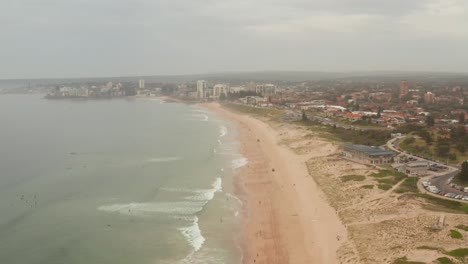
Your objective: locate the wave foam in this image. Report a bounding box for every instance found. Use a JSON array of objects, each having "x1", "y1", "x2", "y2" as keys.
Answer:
[
  {"x1": 162, "y1": 177, "x2": 223, "y2": 202},
  {"x1": 231, "y1": 157, "x2": 248, "y2": 169},
  {"x1": 179, "y1": 216, "x2": 205, "y2": 252},
  {"x1": 147, "y1": 157, "x2": 182, "y2": 163},
  {"x1": 97, "y1": 201, "x2": 205, "y2": 216},
  {"x1": 189, "y1": 114, "x2": 209, "y2": 122},
  {"x1": 99, "y1": 177, "x2": 223, "y2": 257}
]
